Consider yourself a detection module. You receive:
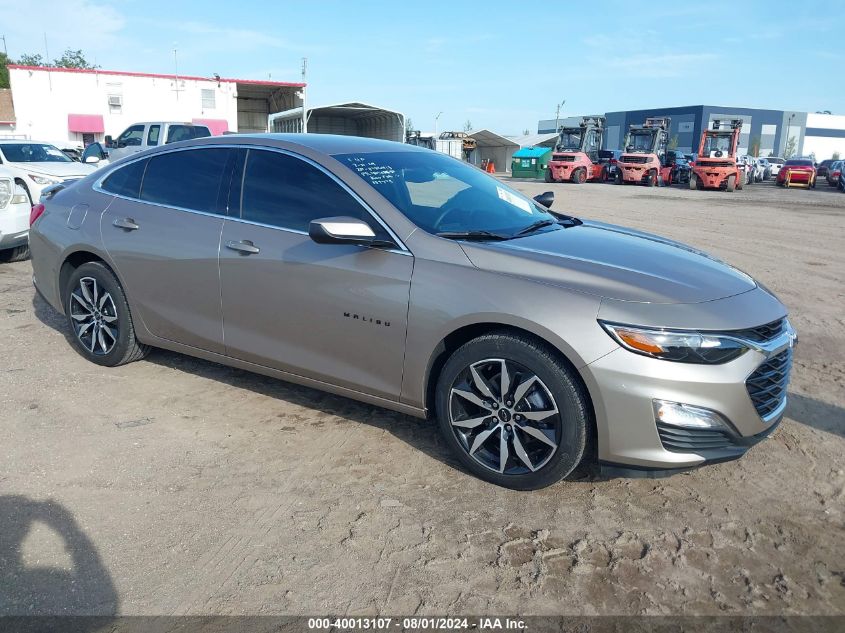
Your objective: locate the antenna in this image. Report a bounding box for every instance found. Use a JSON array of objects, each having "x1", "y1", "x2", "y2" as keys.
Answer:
[
  {"x1": 300, "y1": 57, "x2": 308, "y2": 133},
  {"x1": 172, "y1": 43, "x2": 183, "y2": 100}
]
